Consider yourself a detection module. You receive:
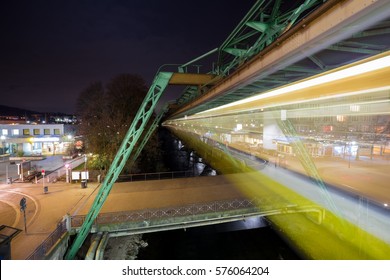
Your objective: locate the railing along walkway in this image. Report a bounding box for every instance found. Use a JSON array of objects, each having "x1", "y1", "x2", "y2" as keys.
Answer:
[
  {"x1": 26, "y1": 220, "x2": 67, "y2": 260},
  {"x1": 70, "y1": 198, "x2": 324, "y2": 233},
  {"x1": 117, "y1": 170, "x2": 194, "y2": 182}
]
